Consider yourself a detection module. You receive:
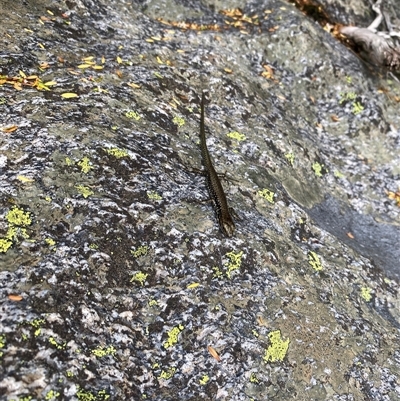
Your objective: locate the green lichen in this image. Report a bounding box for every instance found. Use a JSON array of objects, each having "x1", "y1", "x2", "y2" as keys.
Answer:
[
  {"x1": 45, "y1": 238, "x2": 56, "y2": 247},
  {"x1": 147, "y1": 191, "x2": 162, "y2": 200},
  {"x1": 158, "y1": 367, "x2": 176, "y2": 380},
  {"x1": 89, "y1": 243, "x2": 98, "y2": 249},
  {"x1": 163, "y1": 324, "x2": 184, "y2": 349},
  {"x1": 308, "y1": 251, "x2": 323, "y2": 271},
  {"x1": 45, "y1": 390, "x2": 60, "y2": 400},
  {"x1": 264, "y1": 330, "x2": 289, "y2": 363},
  {"x1": 334, "y1": 170, "x2": 345, "y2": 178},
  {"x1": 34, "y1": 328, "x2": 41, "y2": 337},
  {"x1": 284, "y1": 152, "x2": 295, "y2": 166},
  {"x1": 105, "y1": 148, "x2": 129, "y2": 158},
  {"x1": 153, "y1": 72, "x2": 163, "y2": 79},
  {"x1": 0, "y1": 239, "x2": 12, "y2": 253},
  {"x1": 76, "y1": 388, "x2": 96, "y2": 401},
  {"x1": 257, "y1": 188, "x2": 275, "y2": 204},
  {"x1": 172, "y1": 116, "x2": 185, "y2": 127},
  {"x1": 227, "y1": 131, "x2": 246, "y2": 141},
  {"x1": 65, "y1": 157, "x2": 73, "y2": 166},
  {"x1": 312, "y1": 162, "x2": 325, "y2": 177},
  {"x1": 77, "y1": 157, "x2": 93, "y2": 173},
  {"x1": 49, "y1": 337, "x2": 66, "y2": 349},
  {"x1": 130, "y1": 272, "x2": 148, "y2": 286},
  {"x1": 0, "y1": 334, "x2": 5, "y2": 356},
  {"x1": 352, "y1": 101, "x2": 364, "y2": 114},
  {"x1": 131, "y1": 245, "x2": 149, "y2": 257},
  {"x1": 346, "y1": 76, "x2": 352, "y2": 84},
  {"x1": 66, "y1": 371, "x2": 74, "y2": 377},
  {"x1": 75, "y1": 185, "x2": 94, "y2": 198},
  {"x1": 249, "y1": 372, "x2": 259, "y2": 383},
  {"x1": 339, "y1": 91, "x2": 357, "y2": 104},
  {"x1": 199, "y1": 375, "x2": 209, "y2": 385},
  {"x1": 225, "y1": 250, "x2": 243, "y2": 278},
  {"x1": 92, "y1": 345, "x2": 116, "y2": 358},
  {"x1": 30, "y1": 318, "x2": 45, "y2": 328},
  {"x1": 148, "y1": 299, "x2": 158, "y2": 307},
  {"x1": 6, "y1": 207, "x2": 31, "y2": 226},
  {"x1": 125, "y1": 110, "x2": 141, "y2": 120},
  {"x1": 212, "y1": 266, "x2": 224, "y2": 279},
  {"x1": 361, "y1": 287, "x2": 372, "y2": 302},
  {"x1": 45, "y1": 196, "x2": 52, "y2": 202}
]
